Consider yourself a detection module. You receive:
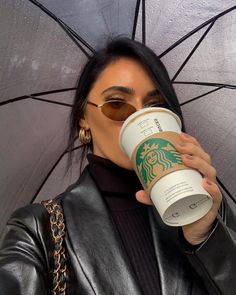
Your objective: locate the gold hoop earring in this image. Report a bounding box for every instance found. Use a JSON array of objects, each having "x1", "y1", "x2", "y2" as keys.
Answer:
[{"x1": 79, "y1": 128, "x2": 91, "y2": 144}]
